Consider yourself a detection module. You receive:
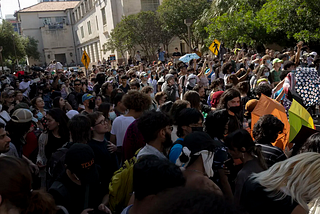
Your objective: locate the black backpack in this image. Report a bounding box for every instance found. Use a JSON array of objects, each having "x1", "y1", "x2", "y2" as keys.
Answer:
[{"x1": 46, "y1": 147, "x2": 69, "y2": 190}]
